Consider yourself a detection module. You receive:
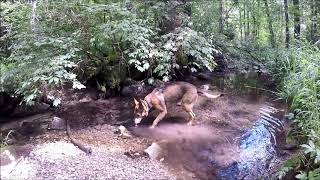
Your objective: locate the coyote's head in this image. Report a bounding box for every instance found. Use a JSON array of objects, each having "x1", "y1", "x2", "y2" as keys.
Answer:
[{"x1": 133, "y1": 98, "x2": 149, "y2": 126}]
